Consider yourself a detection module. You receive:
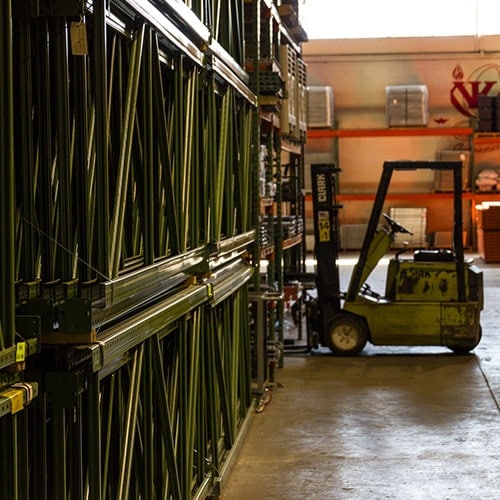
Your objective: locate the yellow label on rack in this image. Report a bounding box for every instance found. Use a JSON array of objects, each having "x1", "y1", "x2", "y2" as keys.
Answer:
[
  {"x1": 1, "y1": 389, "x2": 24, "y2": 414},
  {"x1": 16, "y1": 342, "x2": 26, "y2": 362}
]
